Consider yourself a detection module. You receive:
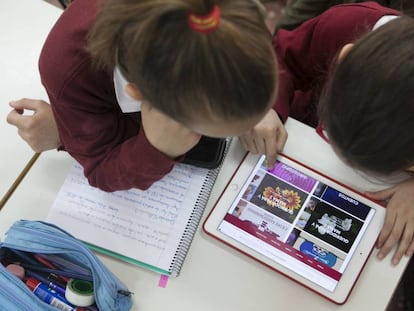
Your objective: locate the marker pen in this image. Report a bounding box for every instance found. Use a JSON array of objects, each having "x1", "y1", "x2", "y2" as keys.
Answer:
[
  {"x1": 26, "y1": 278, "x2": 85, "y2": 311},
  {"x1": 26, "y1": 269, "x2": 67, "y2": 296},
  {"x1": 48, "y1": 273, "x2": 67, "y2": 288}
]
